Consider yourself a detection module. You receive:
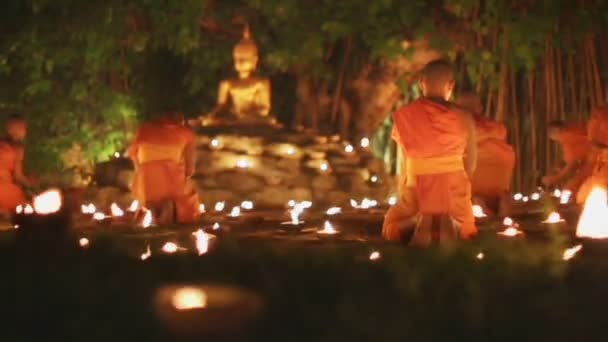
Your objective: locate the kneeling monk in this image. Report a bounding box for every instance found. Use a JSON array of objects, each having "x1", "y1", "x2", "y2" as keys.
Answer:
[
  {"x1": 456, "y1": 92, "x2": 515, "y2": 215},
  {"x1": 542, "y1": 121, "x2": 591, "y2": 196},
  {"x1": 0, "y1": 116, "x2": 35, "y2": 217},
  {"x1": 128, "y1": 112, "x2": 200, "y2": 224},
  {"x1": 383, "y1": 60, "x2": 477, "y2": 241},
  {"x1": 576, "y1": 105, "x2": 608, "y2": 204}
]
